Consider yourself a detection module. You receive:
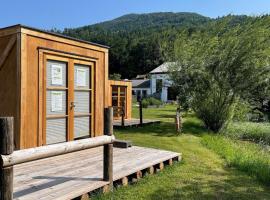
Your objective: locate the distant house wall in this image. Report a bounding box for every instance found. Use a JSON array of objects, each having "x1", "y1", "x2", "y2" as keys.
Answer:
[
  {"x1": 132, "y1": 62, "x2": 178, "y2": 102},
  {"x1": 150, "y1": 73, "x2": 172, "y2": 102},
  {"x1": 132, "y1": 88, "x2": 151, "y2": 99}
]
